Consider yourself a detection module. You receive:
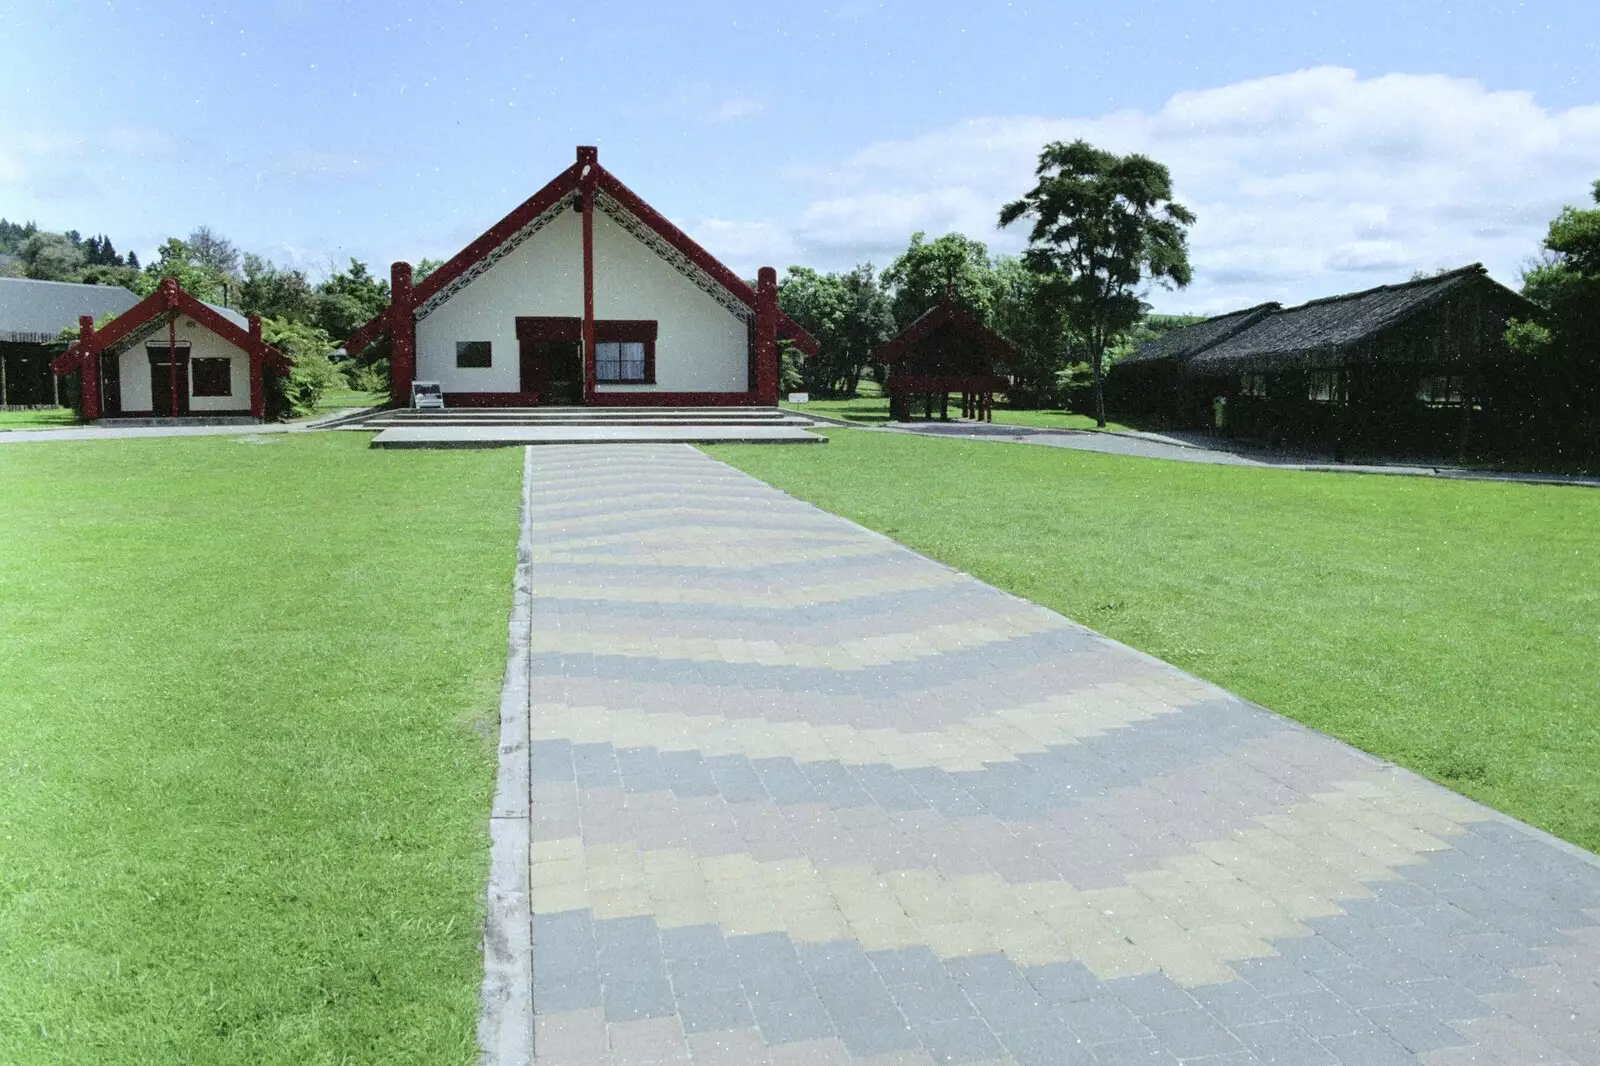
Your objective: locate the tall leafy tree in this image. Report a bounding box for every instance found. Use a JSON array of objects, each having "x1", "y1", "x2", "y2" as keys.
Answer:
[
  {"x1": 990, "y1": 255, "x2": 1075, "y2": 407},
  {"x1": 778, "y1": 264, "x2": 895, "y2": 397},
  {"x1": 999, "y1": 139, "x2": 1195, "y2": 426},
  {"x1": 881, "y1": 232, "x2": 999, "y2": 330},
  {"x1": 134, "y1": 239, "x2": 226, "y2": 302},
  {"x1": 186, "y1": 226, "x2": 241, "y2": 278},
  {"x1": 19, "y1": 233, "x2": 85, "y2": 281},
  {"x1": 1506, "y1": 179, "x2": 1600, "y2": 454},
  {"x1": 315, "y1": 259, "x2": 391, "y2": 342}
]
